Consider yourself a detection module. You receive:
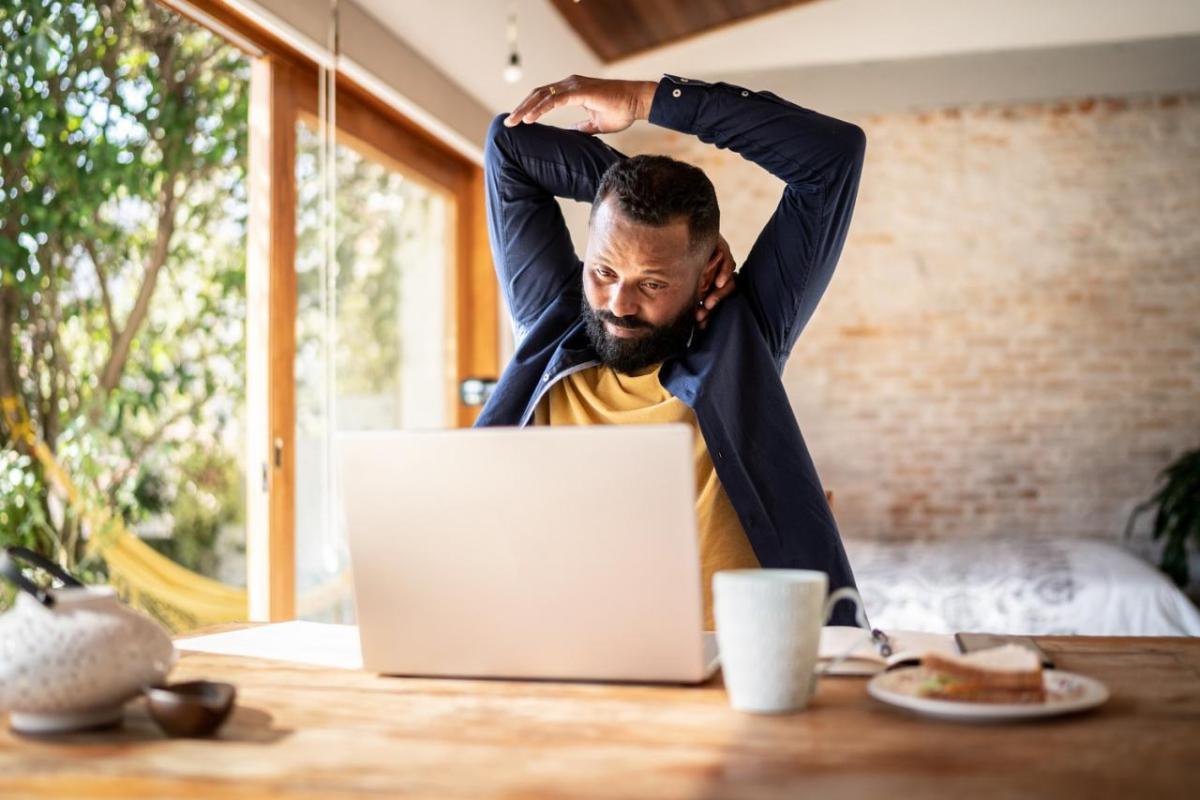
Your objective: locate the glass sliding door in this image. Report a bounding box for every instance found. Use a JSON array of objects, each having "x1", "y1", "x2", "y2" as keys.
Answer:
[
  {"x1": 159, "y1": 0, "x2": 494, "y2": 621},
  {"x1": 293, "y1": 114, "x2": 455, "y2": 621}
]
